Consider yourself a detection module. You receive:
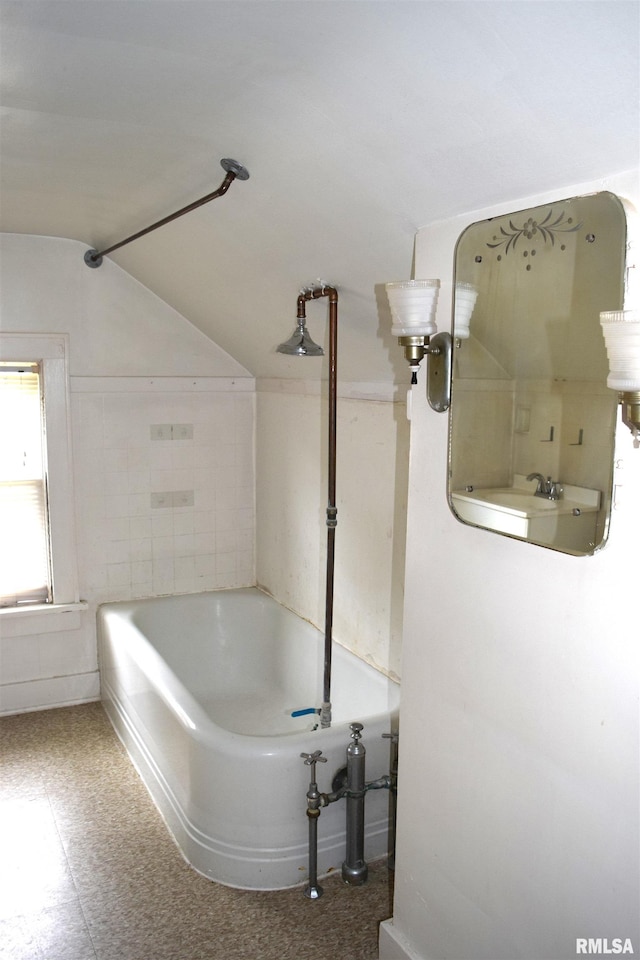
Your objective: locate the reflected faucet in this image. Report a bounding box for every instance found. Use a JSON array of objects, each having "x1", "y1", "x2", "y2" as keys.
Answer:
[{"x1": 526, "y1": 472, "x2": 563, "y2": 500}]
